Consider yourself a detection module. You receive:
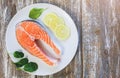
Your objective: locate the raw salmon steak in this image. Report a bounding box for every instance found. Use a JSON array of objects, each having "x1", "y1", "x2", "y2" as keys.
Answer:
[{"x1": 16, "y1": 20, "x2": 61, "y2": 66}]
